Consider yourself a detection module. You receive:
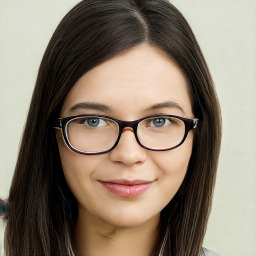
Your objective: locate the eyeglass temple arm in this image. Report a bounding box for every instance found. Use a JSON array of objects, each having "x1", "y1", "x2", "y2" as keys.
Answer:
[{"x1": 52, "y1": 118, "x2": 62, "y2": 128}]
